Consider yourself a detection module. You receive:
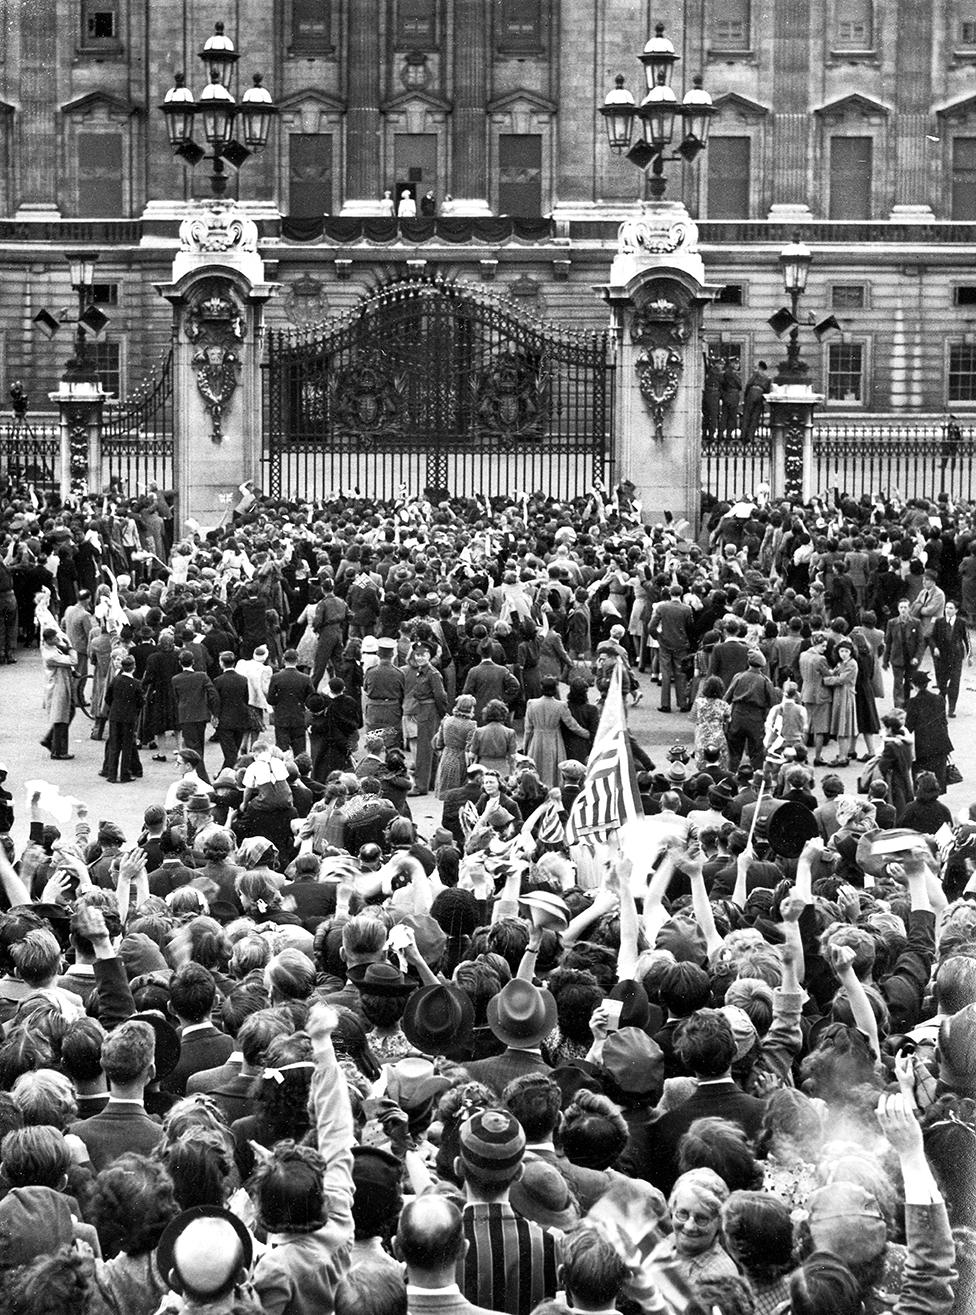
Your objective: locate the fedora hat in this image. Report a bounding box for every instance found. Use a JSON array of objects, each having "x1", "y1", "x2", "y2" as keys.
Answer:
[
  {"x1": 766, "y1": 799, "x2": 819, "y2": 858},
  {"x1": 385, "y1": 1056, "x2": 452, "y2": 1110},
  {"x1": 520, "y1": 890, "x2": 570, "y2": 930},
  {"x1": 401, "y1": 983, "x2": 474, "y2": 1057},
  {"x1": 487, "y1": 979, "x2": 557, "y2": 1050},
  {"x1": 360, "y1": 961, "x2": 417, "y2": 998}
]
